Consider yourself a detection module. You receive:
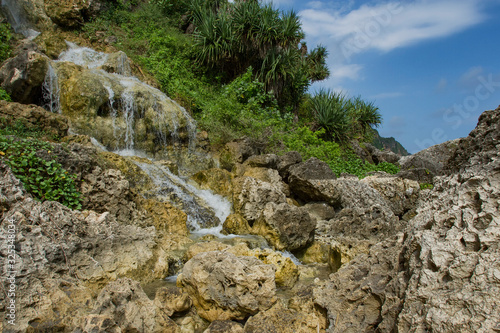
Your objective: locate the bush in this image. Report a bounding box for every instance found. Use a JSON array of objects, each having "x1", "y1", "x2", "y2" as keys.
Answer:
[
  {"x1": 0, "y1": 135, "x2": 82, "y2": 210},
  {"x1": 0, "y1": 87, "x2": 11, "y2": 101}
]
